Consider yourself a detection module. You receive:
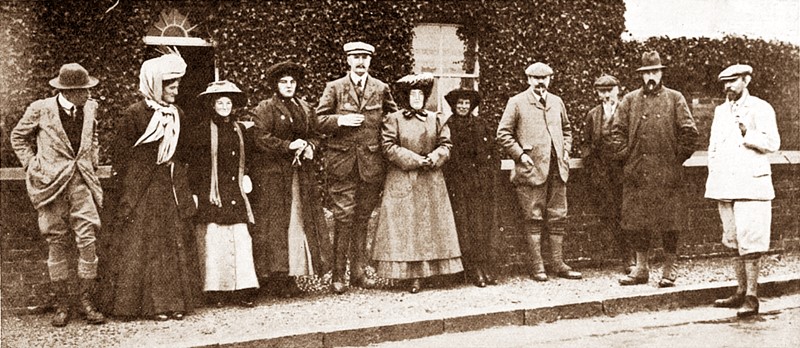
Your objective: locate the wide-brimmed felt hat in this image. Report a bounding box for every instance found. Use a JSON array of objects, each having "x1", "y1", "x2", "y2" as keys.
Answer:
[
  {"x1": 636, "y1": 51, "x2": 667, "y2": 72},
  {"x1": 198, "y1": 80, "x2": 247, "y2": 106},
  {"x1": 444, "y1": 88, "x2": 482, "y2": 111},
  {"x1": 49, "y1": 63, "x2": 99, "y2": 89},
  {"x1": 265, "y1": 61, "x2": 306, "y2": 89}
]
